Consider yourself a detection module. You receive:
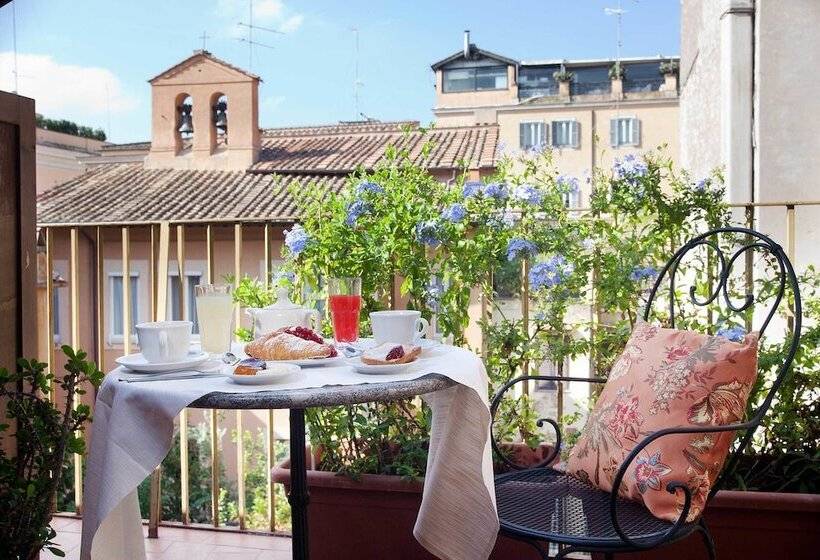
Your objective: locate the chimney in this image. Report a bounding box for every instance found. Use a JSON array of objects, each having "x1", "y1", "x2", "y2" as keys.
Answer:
[{"x1": 463, "y1": 30, "x2": 470, "y2": 58}]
